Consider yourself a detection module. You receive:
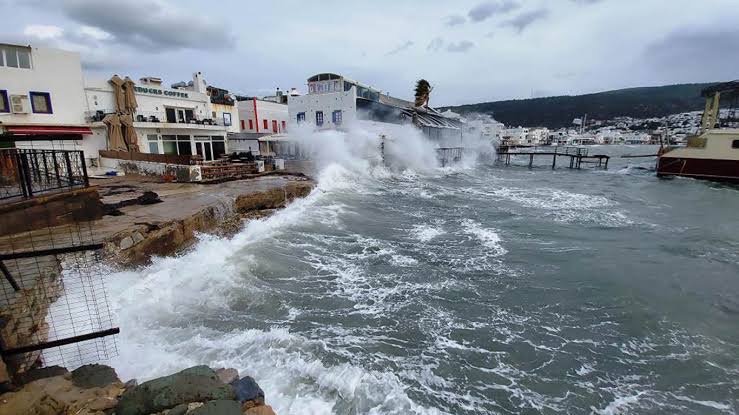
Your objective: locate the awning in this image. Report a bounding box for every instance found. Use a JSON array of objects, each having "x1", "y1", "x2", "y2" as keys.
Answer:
[{"x1": 5, "y1": 125, "x2": 94, "y2": 136}]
